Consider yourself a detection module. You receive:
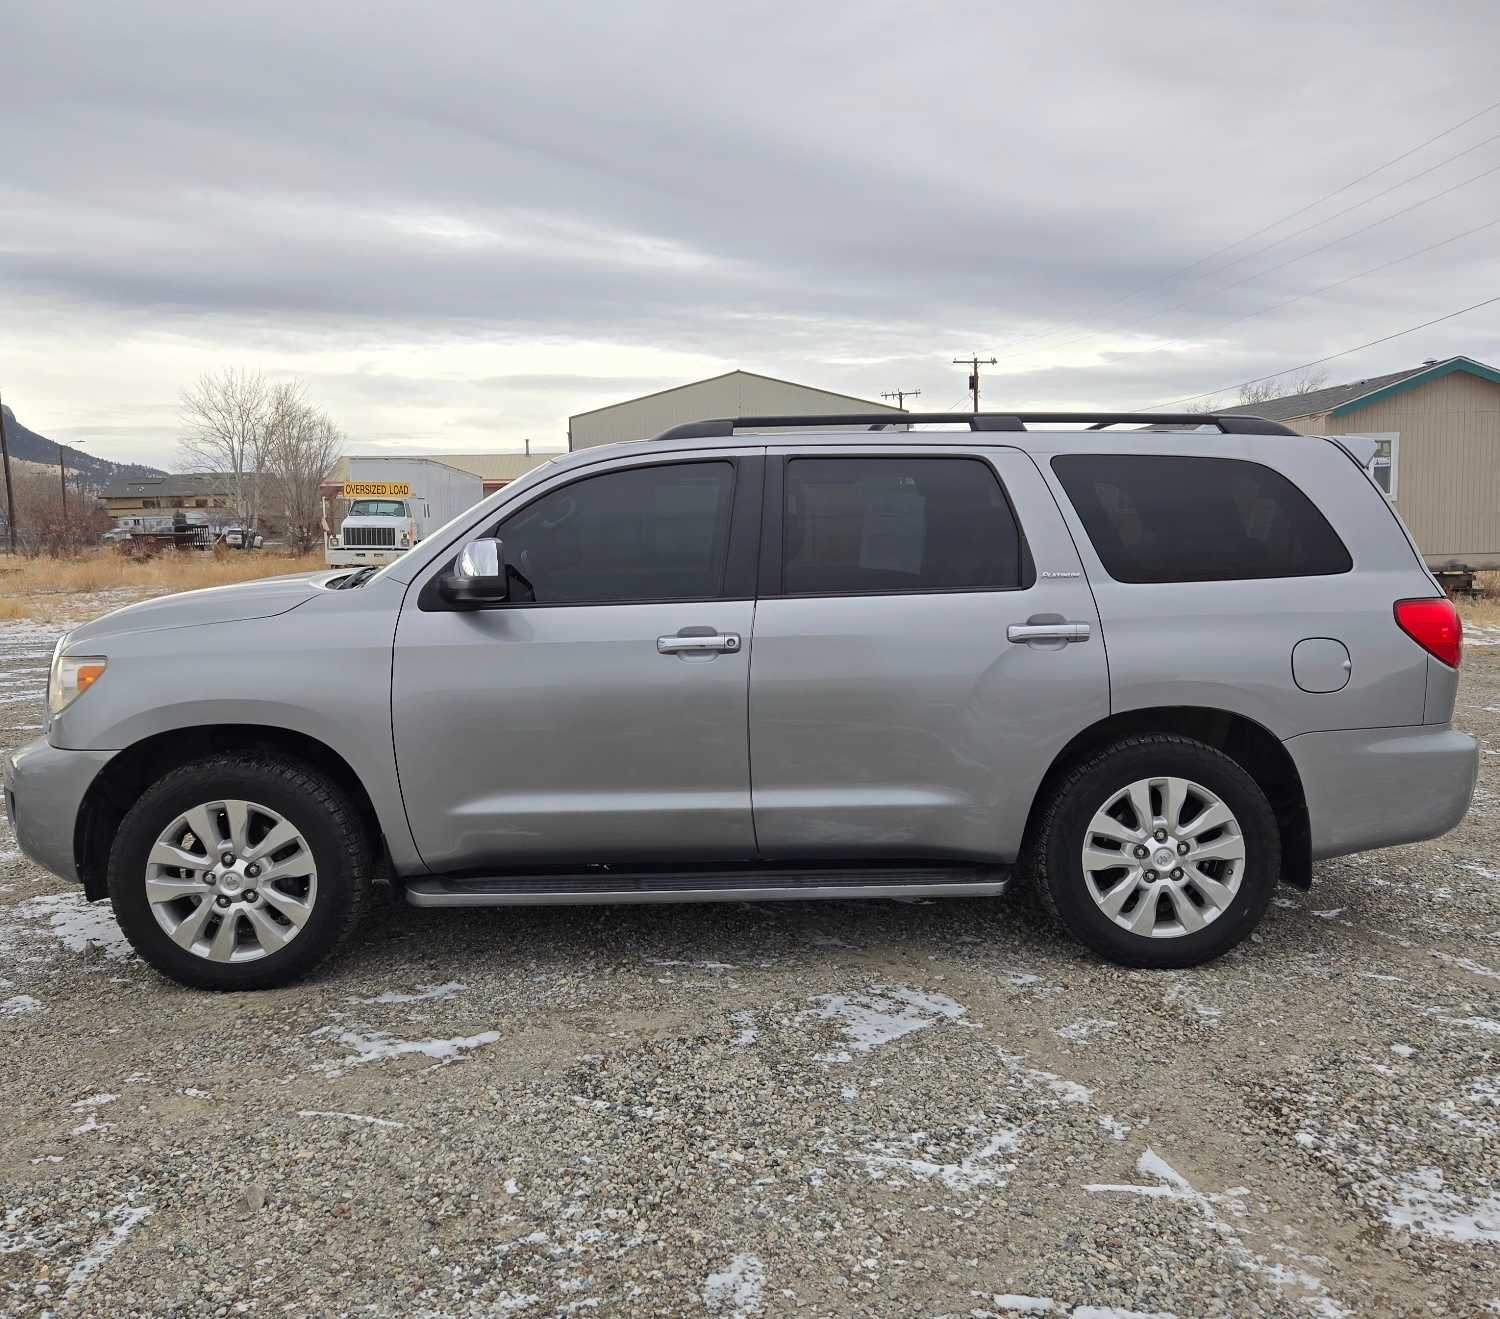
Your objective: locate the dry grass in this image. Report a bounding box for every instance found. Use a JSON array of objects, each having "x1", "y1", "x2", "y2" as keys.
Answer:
[{"x1": 0, "y1": 549, "x2": 326, "y2": 621}]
